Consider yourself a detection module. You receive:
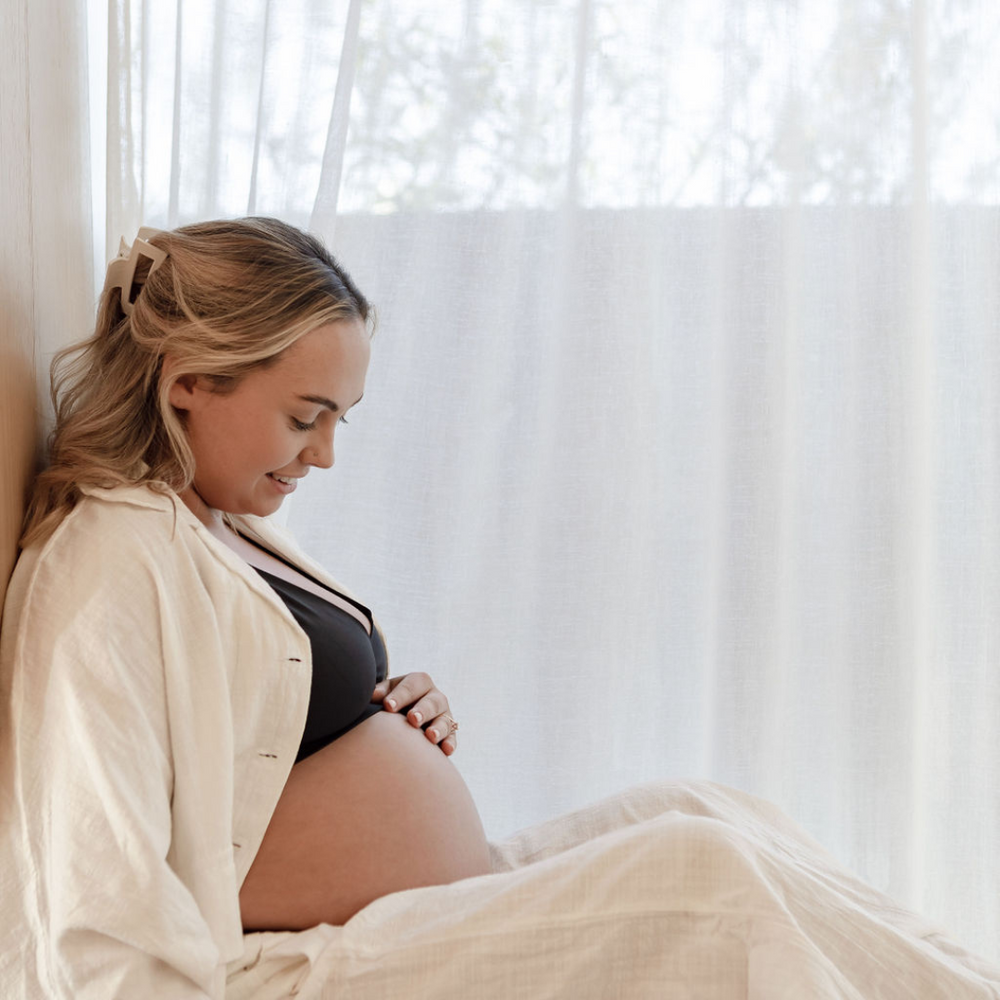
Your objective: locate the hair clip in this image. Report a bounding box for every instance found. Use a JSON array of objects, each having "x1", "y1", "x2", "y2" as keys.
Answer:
[{"x1": 103, "y1": 226, "x2": 167, "y2": 317}]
